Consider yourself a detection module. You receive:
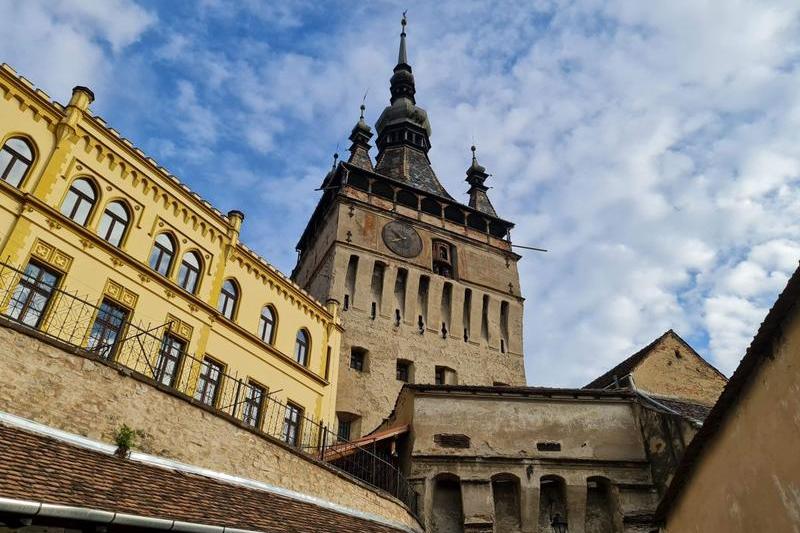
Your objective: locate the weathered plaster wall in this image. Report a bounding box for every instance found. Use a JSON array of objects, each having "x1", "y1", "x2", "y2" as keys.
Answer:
[
  {"x1": 412, "y1": 394, "x2": 646, "y2": 461},
  {"x1": 397, "y1": 391, "x2": 659, "y2": 533},
  {"x1": 664, "y1": 306, "x2": 800, "y2": 533},
  {"x1": 0, "y1": 325, "x2": 421, "y2": 531},
  {"x1": 632, "y1": 334, "x2": 726, "y2": 406}
]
